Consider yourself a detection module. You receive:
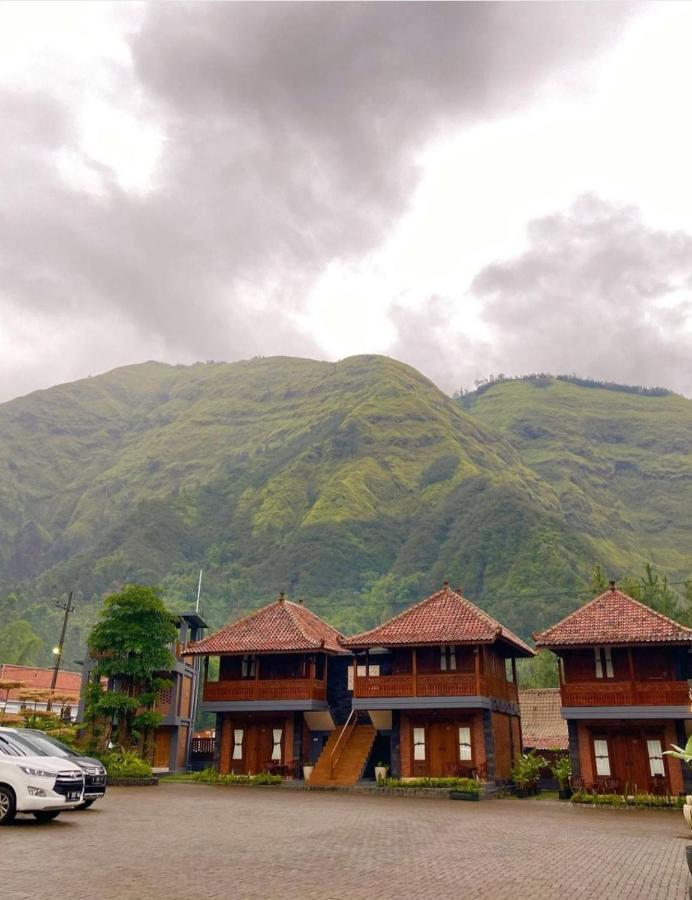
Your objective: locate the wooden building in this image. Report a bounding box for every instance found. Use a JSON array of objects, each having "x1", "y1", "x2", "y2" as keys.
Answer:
[
  {"x1": 184, "y1": 595, "x2": 349, "y2": 776},
  {"x1": 534, "y1": 582, "x2": 692, "y2": 795},
  {"x1": 323, "y1": 583, "x2": 533, "y2": 786}
]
